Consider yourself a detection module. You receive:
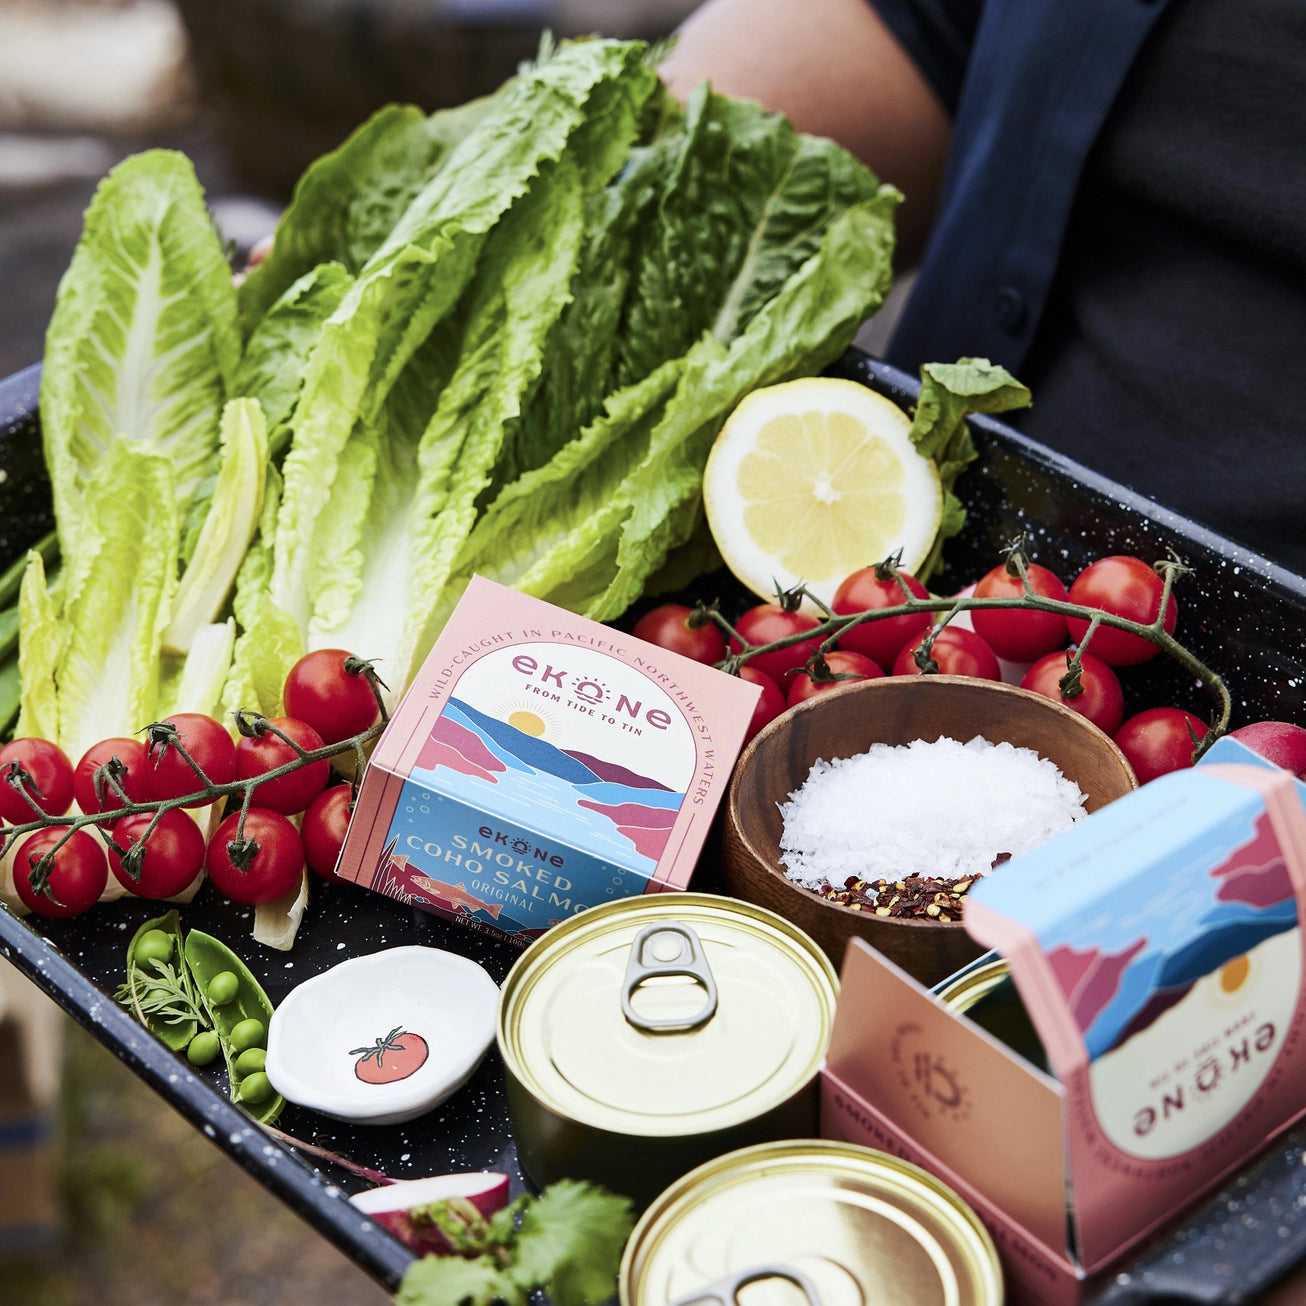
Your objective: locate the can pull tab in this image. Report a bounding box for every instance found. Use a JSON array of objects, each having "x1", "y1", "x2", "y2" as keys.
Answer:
[
  {"x1": 621, "y1": 921, "x2": 718, "y2": 1033},
  {"x1": 667, "y1": 1264, "x2": 824, "y2": 1306}
]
